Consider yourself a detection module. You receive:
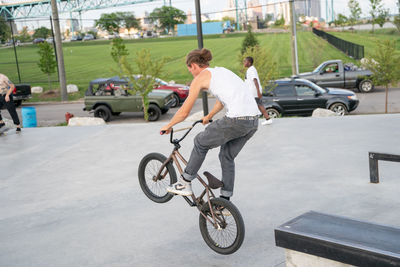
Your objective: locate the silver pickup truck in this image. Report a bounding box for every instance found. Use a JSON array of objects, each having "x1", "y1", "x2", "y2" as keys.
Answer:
[{"x1": 297, "y1": 60, "x2": 374, "y2": 93}]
